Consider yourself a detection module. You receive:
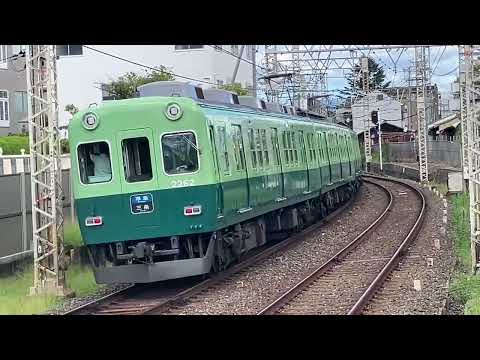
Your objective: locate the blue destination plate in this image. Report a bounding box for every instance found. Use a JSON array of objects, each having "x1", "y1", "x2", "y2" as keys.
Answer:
[{"x1": 130, "y1": 193, "x2": 154, "y2": 214}]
